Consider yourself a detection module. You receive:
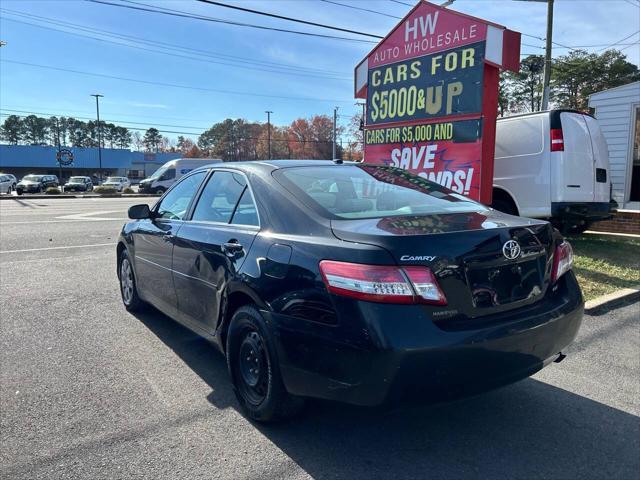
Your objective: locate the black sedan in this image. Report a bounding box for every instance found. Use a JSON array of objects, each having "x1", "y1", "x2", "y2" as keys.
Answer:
[
  {"x1": 64, "y1": 176, "x2": 94, "y2": 192},
  {"x1": 117, "y1": 160, "x2": 583, "y2": 422}
]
